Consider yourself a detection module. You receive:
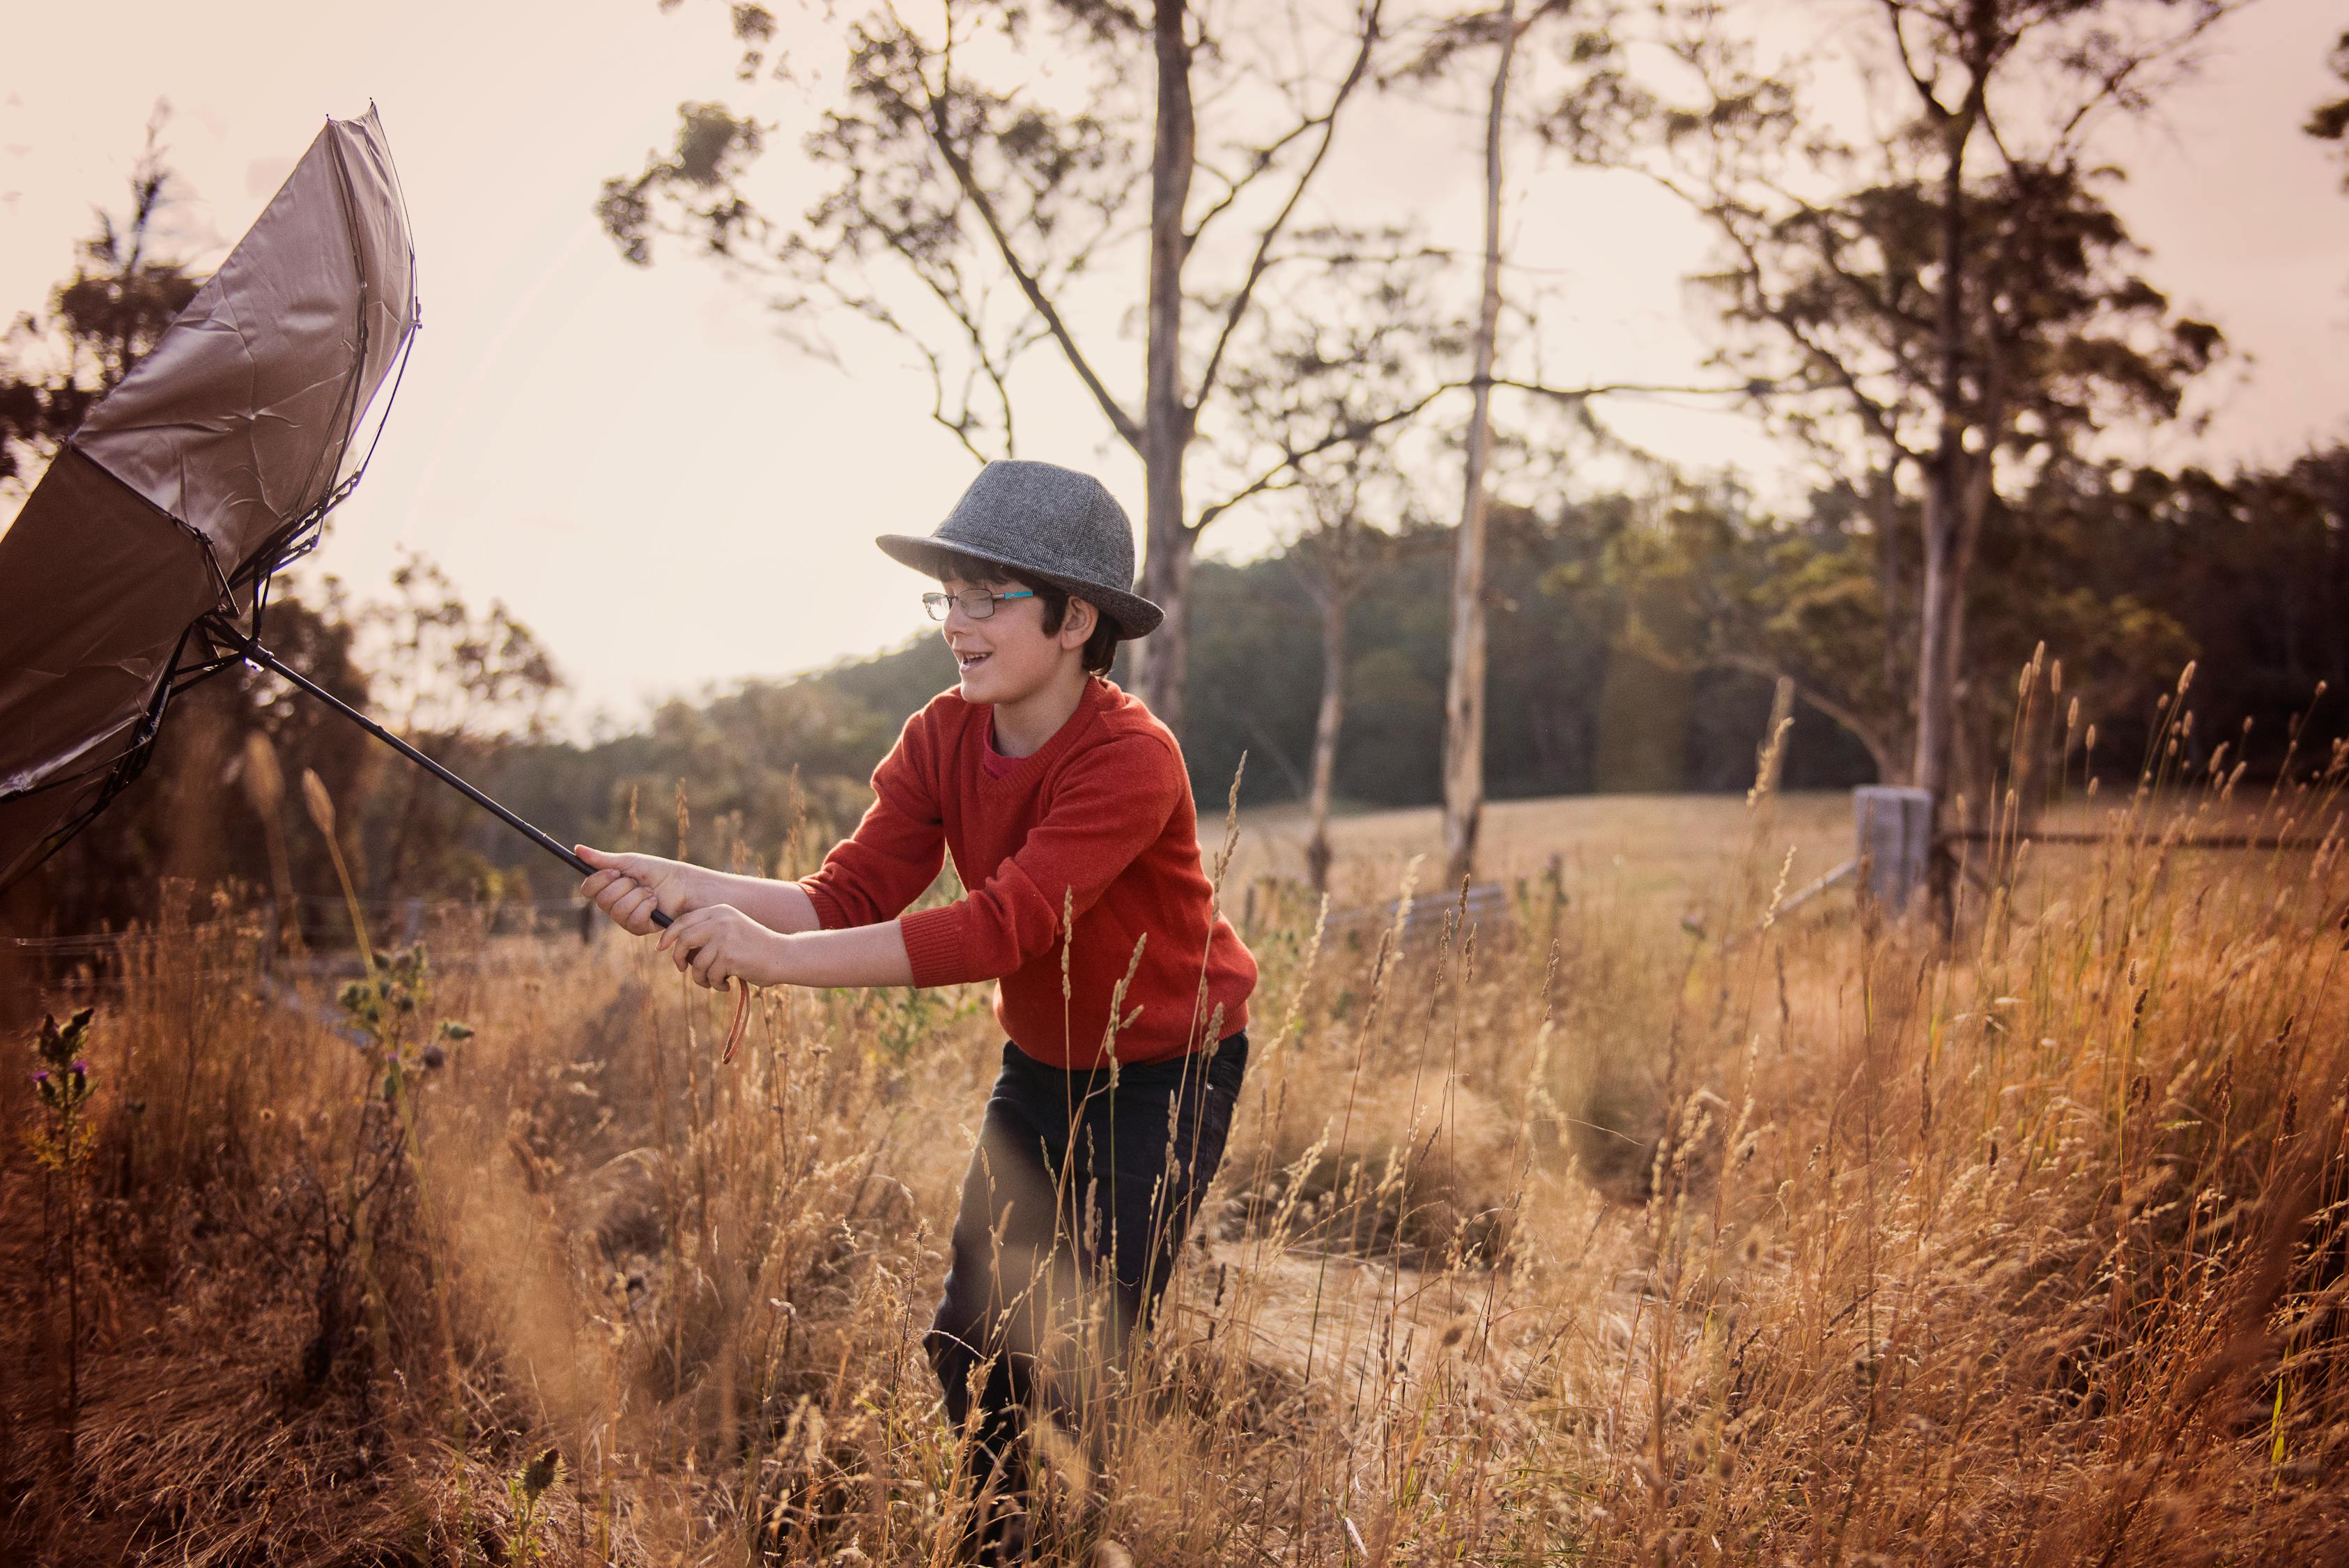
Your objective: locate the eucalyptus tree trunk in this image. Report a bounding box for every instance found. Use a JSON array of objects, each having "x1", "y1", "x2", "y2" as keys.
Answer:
[
  {"x1": 1305, "y1": 585, "x2": 1351, "y2": 893},
  {"x1": 1911, "y1": 114, "x2": 1968, "y2": 819},
  {"x1": 1134, "y1": 0, "x2": 1198, "y2": 730},
  {"x1": 1912, "y1": 47, "x2": 1982, "y2": 923},
  {"x1": 1440, "y1": 0, "x2": 1518, "y2": 891},
  {"x1": 1871, "y1": 455, "x2": 1911, "y2": 766}
]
